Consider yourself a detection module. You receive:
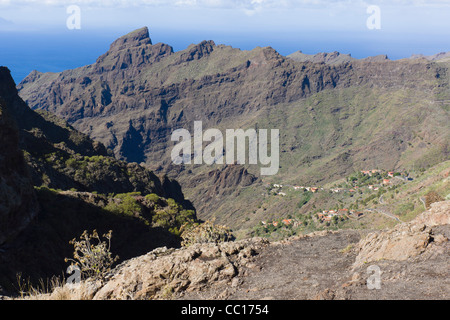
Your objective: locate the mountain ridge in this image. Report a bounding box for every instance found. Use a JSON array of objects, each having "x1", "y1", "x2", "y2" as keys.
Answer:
[{"x1": 17, "y1": 27, "x2": 450, "y2": 232}]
